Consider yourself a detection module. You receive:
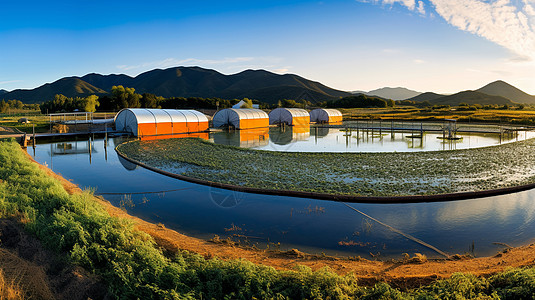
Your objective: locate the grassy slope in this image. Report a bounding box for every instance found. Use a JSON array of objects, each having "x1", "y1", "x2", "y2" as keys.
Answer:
[{"x1": 2, "y1": 139, "x2": 535, "y2": 299}]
